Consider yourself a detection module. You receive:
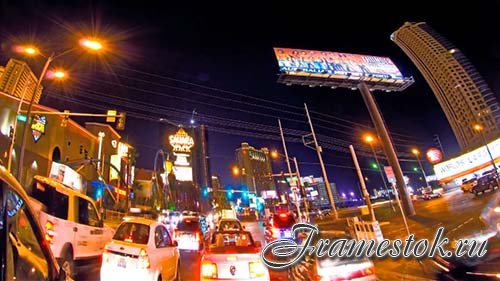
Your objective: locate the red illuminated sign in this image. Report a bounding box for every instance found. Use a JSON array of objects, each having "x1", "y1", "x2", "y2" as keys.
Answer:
[{"x1": 426, "y1": 148, "x2": 443, "y2": 164}]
